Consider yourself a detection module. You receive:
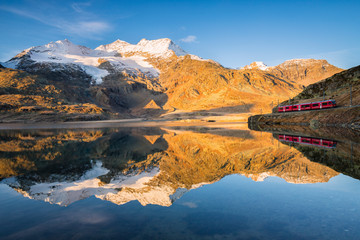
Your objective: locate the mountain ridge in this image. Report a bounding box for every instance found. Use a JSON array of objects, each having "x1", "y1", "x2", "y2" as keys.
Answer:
[
  {"x1": 0, "y1": 38, "x2": 345, "y2": 122},
  {"x1": 240, "y1": 59, "x2": 343, "y2": 86}
]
